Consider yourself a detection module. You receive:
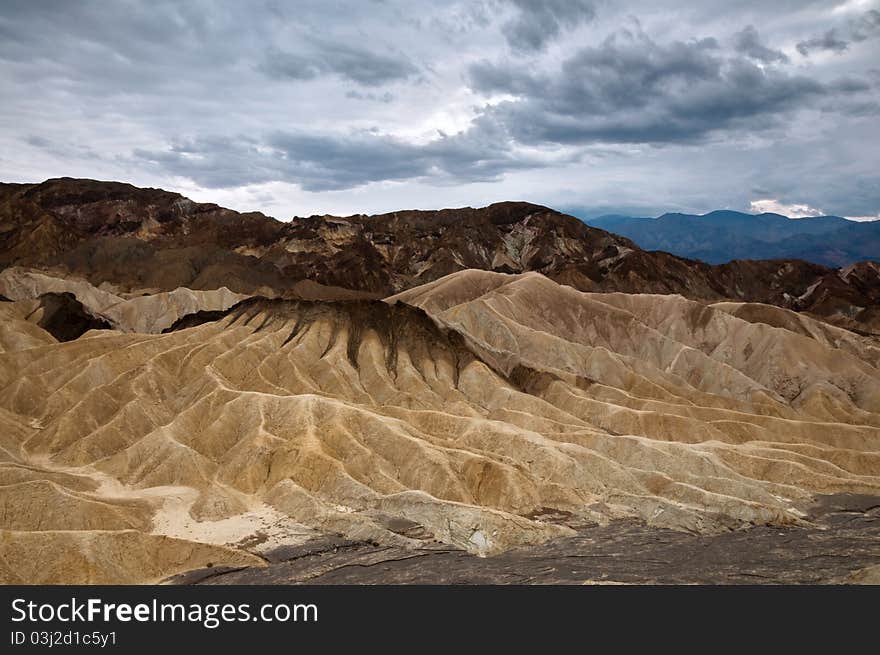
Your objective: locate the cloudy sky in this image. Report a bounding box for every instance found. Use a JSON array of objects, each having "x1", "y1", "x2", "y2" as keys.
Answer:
[{"x1": 1, "y1": 0, "x2": 879, "y2": 220}]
